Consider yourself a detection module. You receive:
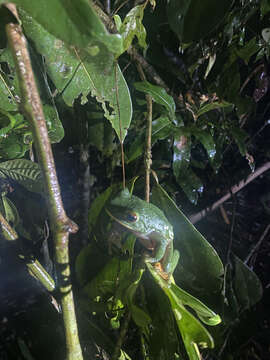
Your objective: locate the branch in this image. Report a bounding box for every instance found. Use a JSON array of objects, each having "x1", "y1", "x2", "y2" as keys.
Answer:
[
  {"x1": 245, "y1": 224, "x2": 270, "y2": 265},
  {"x1": 6, "y1": 11, "x2": 83, "y2": 360},
  {"x1": 189, "y1": 162, "x2": 270, "y2": 224}
]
